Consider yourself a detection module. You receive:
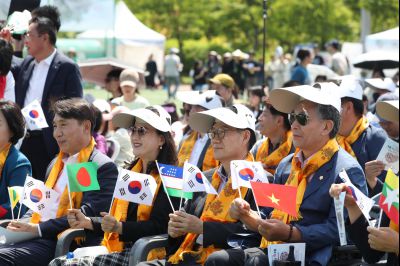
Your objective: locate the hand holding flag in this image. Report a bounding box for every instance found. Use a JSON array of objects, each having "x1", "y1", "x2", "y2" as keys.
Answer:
[
  {"x1": 8, "y1": 186, "x2": 23, "y2": 220},
  {"x1": 157, "y1": 163, "x2": 193, "y2": 199}
]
